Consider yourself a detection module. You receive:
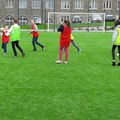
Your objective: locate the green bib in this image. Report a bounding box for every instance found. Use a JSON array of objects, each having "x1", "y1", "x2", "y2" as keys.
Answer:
[
  {"x1": 10, "y1": 25, "x2": 20, "y2": 41},
  {"x1": 114, "y1": 28, "x2": 120, "y2": 45}
]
